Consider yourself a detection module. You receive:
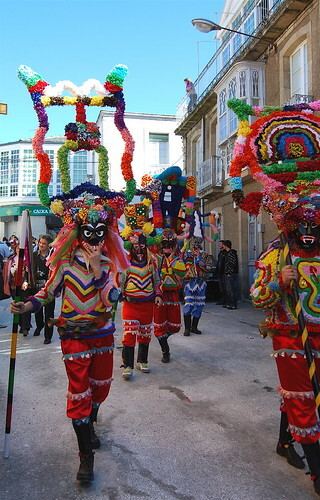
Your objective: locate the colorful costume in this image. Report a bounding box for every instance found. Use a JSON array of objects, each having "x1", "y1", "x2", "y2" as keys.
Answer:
[
  {"x1": 252, "y1": 240, "x2": 320, "y2": 443},
  {"x1": 182, "y1": 238, "x2": 213, "y2": 335},
  {"x1": 16, "y1": 63, "x2": 134, "y2": 482},
  {"x1": 120, "y1": 201, "x2": 163, "y2": 378},
  {"x1": 153, "y1": 229, "x2": 186, "y2": 362},
  {"x1": 228, "y1": 97, "x2": 320, "y2": 495}
]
